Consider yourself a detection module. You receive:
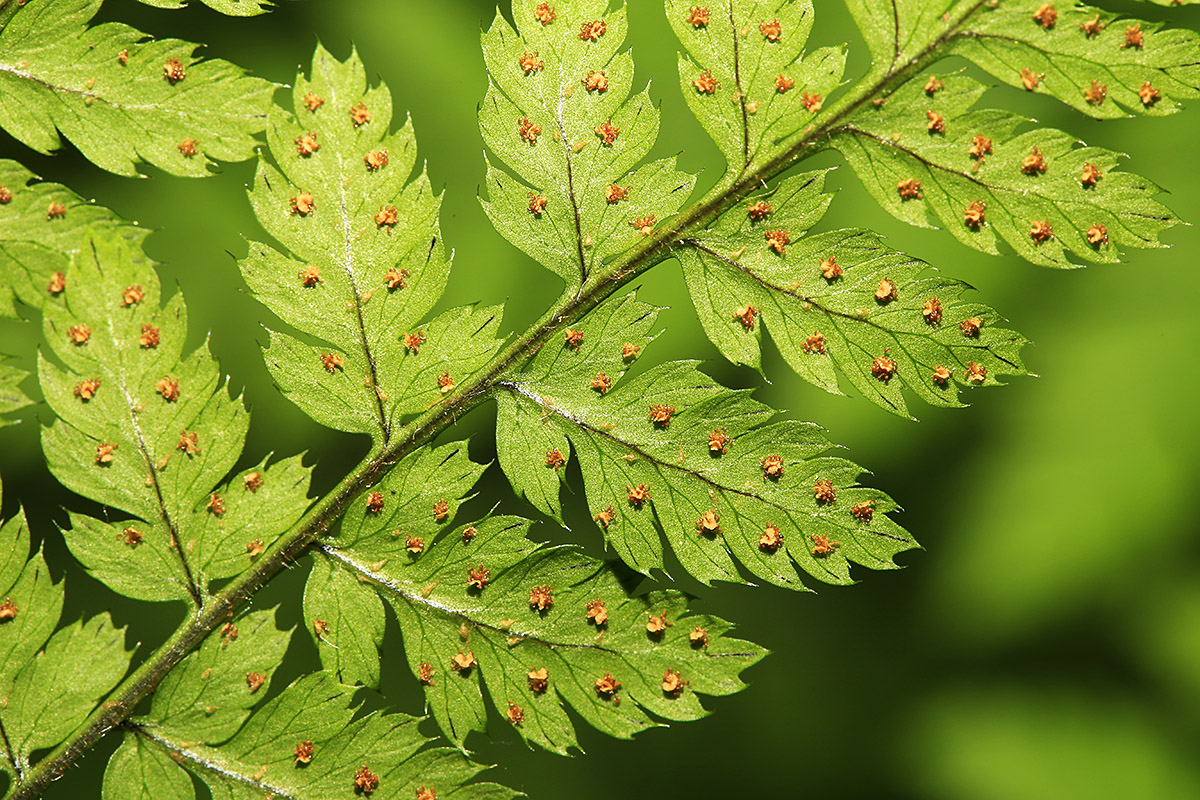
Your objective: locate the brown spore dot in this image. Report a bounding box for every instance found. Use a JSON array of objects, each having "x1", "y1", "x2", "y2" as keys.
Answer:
[
  {"x1": 95, "y1": 442, "x2": 116, "y2": 465},
  {"x1": 528, "y1": 667, "x2": 549, "y2": 693},
  {"x1": 163, "y1": 58, "x2": 186, "y2": 84},
  {"x1": 810, "y1": 533, "x2": 841, "y2": 557},
  {"x1": 349, "y1": 103, "x2": 371, "y2": 127},
  {"x1": 294, "y1": 740, "x2": 314, "y2": 764},
  {"x1": 467, "y1": 565, "x2": 490, "y2": 590},
  {"x1": 74, "y1": 379, "x2": 101, "y2": 402},
  {"x1": 594, "y1": 672, "x2": 622, "y2": 697},
  {"x1": 353, "y1": 764, "x2": 379, "y2": 794},
  {"x1": 871, "y1": 355, "x2": 897, "y2": 382},
  {"x1": 662, "y1": 668, "x2": 686, "y2": 696},
  {"x1": 157, "y1": 377, "x2": 180, "y2": 402},
  {"x1": 586, "y1": 599, "x2": 609, "y2": 626},
  {"x1": 578, "y1": 20, "x2": 607, "y2": 41},
  {"x1": 246, "y1": 672, "x2": 267, "y2": 692},
  {"x1": 68, "y1": 323, "x2": 91, "y2": 345},
  {"x1": 529, "y1": 584, "x2": 554, "y2": 612},
  {"x1": 851, "y1": 500, "x2": 876, "y2": 522}
]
